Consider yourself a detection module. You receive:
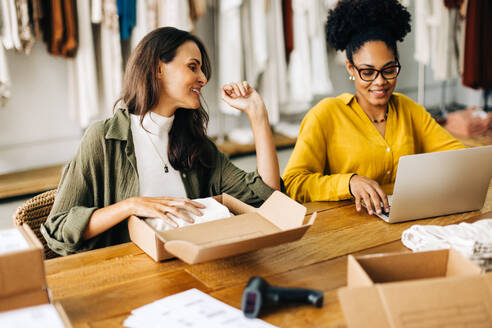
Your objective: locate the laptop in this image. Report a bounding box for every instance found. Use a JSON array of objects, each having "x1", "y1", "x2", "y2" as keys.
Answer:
[{"x1": 374, "y1": 145, "x2": 492, "y2": 223}]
